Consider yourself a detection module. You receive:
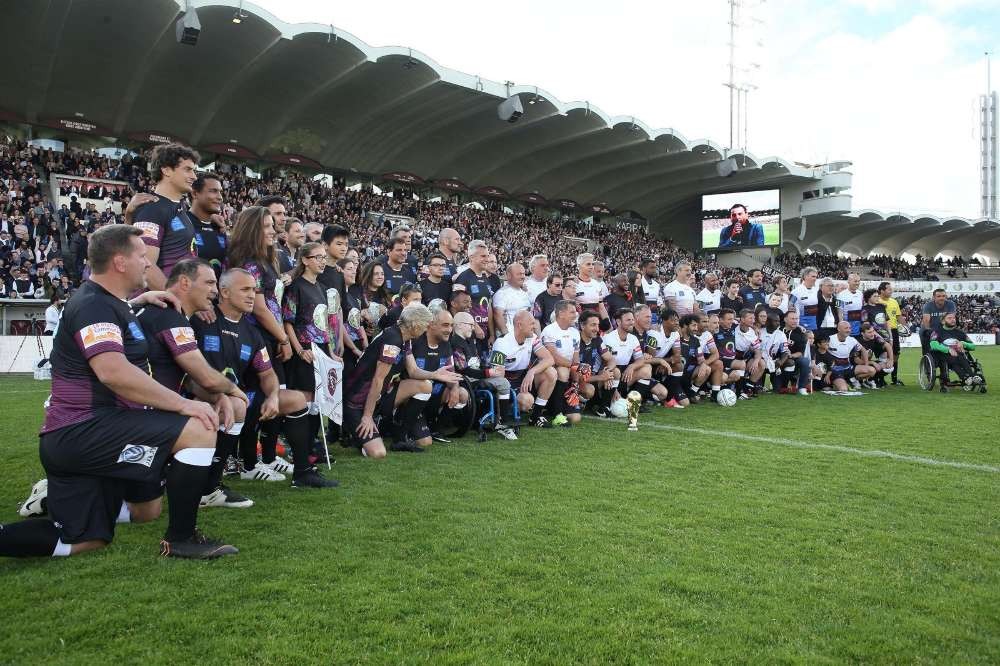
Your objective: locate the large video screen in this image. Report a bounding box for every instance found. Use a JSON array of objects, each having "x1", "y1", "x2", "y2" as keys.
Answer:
[{"x1": 701, "y1": 190, "x2": 780, "y2": 250}]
